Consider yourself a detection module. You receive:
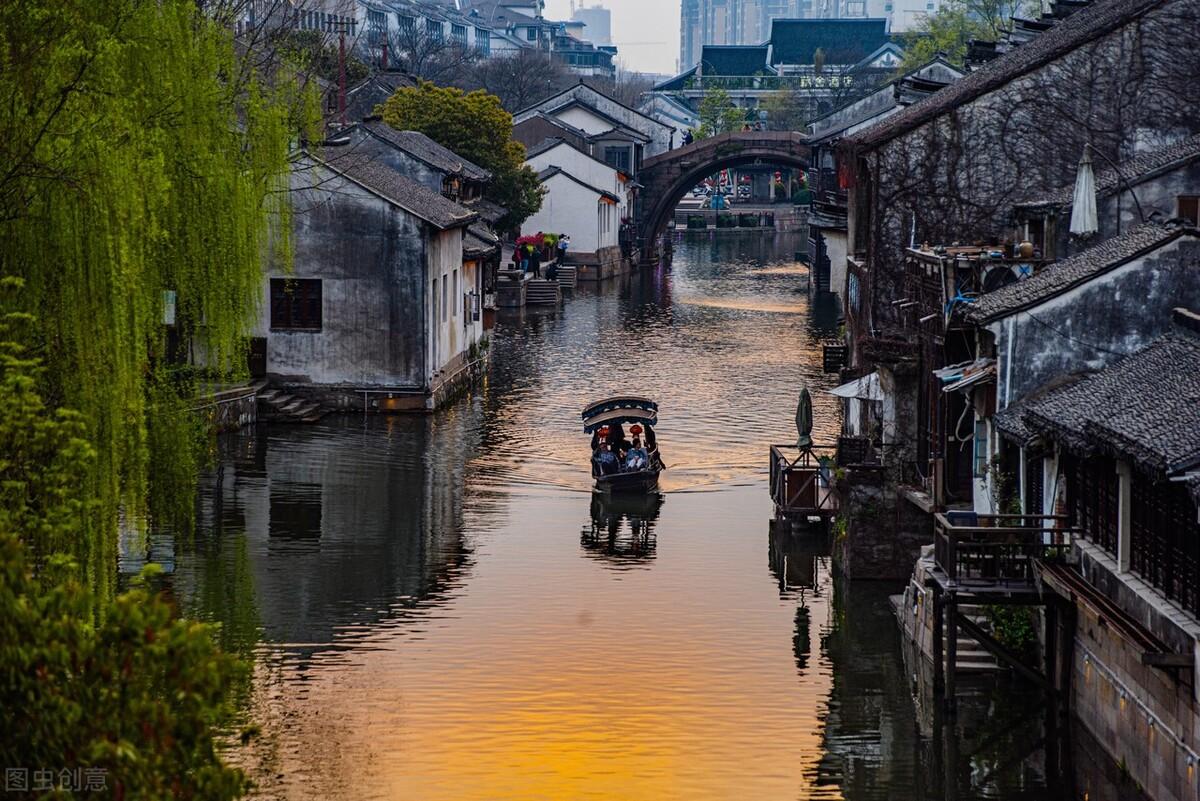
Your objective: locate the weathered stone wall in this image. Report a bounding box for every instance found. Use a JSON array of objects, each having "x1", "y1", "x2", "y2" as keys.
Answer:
[
  {"x1": 1069, "y1": 540, "x2": 1200, "y2": 801},
  {"x1": 990, "y1": 236, "x2": 1200, "y2": 404},
  {"x1": 855, "y1": 1, "x2": 1200, "y2": 333},
  {"x1": 194, "y1": 385, "x2": 258, "y2": 432},
  {"x1": 1050, "y1": 161, "x2": 1200, "y2": 260},
  {"x1": 260, "y1": 158, "x2": 429, "y2": 389},
  {"x1": 833, "y1": 469, "x2": 933, "y2": 580}
]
